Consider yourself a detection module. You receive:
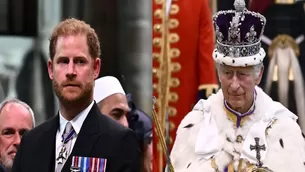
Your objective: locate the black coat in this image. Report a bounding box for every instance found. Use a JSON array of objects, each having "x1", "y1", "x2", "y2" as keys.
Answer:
[{"x1": 12, "y1": 102, "x2": 141, "y2": 172}]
